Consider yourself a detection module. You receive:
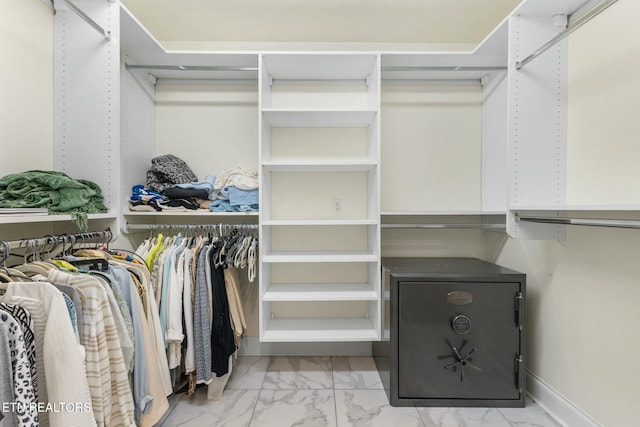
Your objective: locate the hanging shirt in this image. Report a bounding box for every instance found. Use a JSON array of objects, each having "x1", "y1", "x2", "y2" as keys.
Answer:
[
  {"x1": 0, "y1": 309, "x2": 38, "y2": 427},
  {"x1": 1, "y1": 281, "x2": 96, "y2": 427},
  {"x1": 0, "y1": 303, "x2": 37, "y2": 400},
  {"x1": 47, "y1": 270, "x2": 135, "y2": 427}
]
